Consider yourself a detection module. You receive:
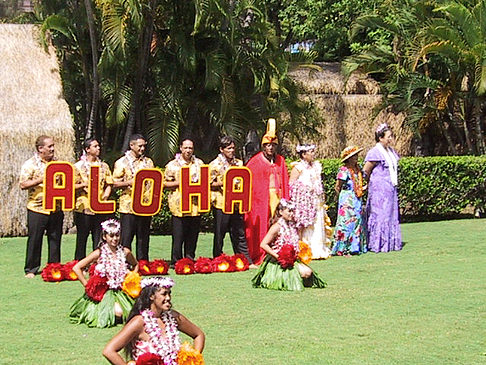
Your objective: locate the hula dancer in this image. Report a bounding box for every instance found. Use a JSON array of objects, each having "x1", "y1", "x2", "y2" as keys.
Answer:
[
  {"x1": 70, "y1": 219, "x2": 139, "y2": 328},
  {"x1": 252, "y1": 199, "x2": 326, "y2": 291}
]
